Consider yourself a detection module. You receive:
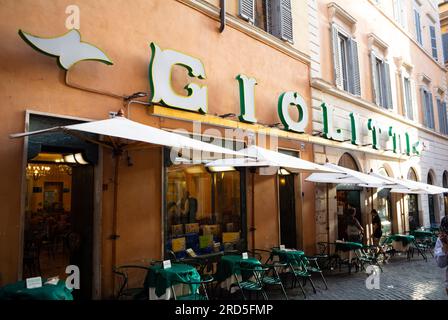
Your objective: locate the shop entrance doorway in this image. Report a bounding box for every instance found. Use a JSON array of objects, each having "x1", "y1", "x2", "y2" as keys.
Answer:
[
  {"x1": 336, "y1": 153, "x2": 362, "y2": 241},
  {"x1": 22, "y1": 114, "x2": 98, "y2": 300},
  {"x1": 427, "y1": 173, "x2": 436, "y2": 226},
  {"x1": 279, "y1": 173, "x2": 297, "y2": 249},
  {"x1": 407, "y1": 168, "x2": 420, "y2": 230}
]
